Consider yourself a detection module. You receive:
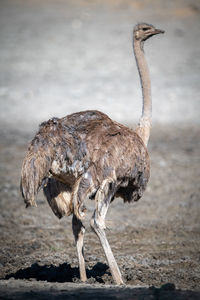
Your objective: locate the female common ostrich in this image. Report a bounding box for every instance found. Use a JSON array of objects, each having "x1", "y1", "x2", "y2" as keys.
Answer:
[{"x1": 20, "y1": 23, "x2": 164, "y2": 285}]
